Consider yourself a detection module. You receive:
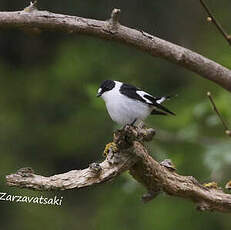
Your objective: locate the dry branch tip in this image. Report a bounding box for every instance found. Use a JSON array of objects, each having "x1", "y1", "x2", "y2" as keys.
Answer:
[
  {"x1": 24, "y1": 1, "x2": 38, "y2": 13},
  {"x1": 108, "y1": 8, "x2": 121, "y2": 31}
]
